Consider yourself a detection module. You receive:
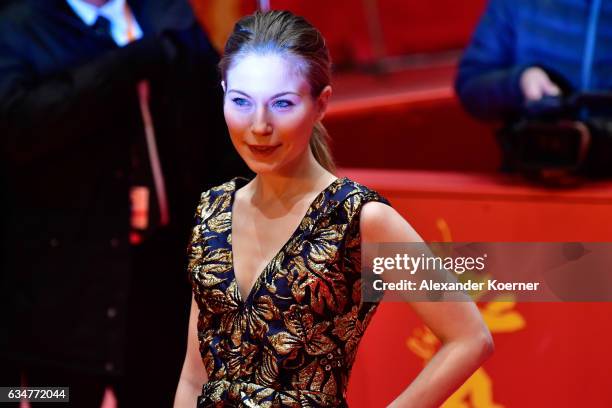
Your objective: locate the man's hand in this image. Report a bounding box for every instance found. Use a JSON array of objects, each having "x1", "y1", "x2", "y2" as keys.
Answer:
[{"x1": 520, "y1": 66, "x2": 561, "y2": 101}]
